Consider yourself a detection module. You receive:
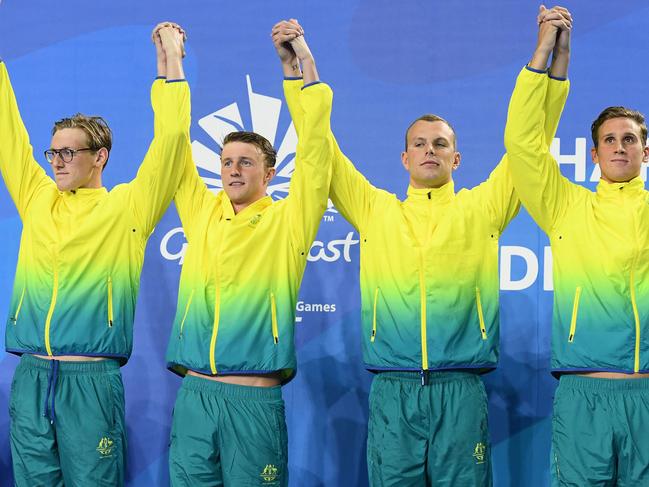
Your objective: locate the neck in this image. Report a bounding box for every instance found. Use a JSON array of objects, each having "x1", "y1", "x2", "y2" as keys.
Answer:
[
  {"x1": 230, "y1": 194, "x2": 266, "y2": 215},
  {"x1": 79, "y1": 180, "x2": 103, "y2": 190},
  {"x1": 410, "y1": 177, "x2": 450, "y2": 189}
]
